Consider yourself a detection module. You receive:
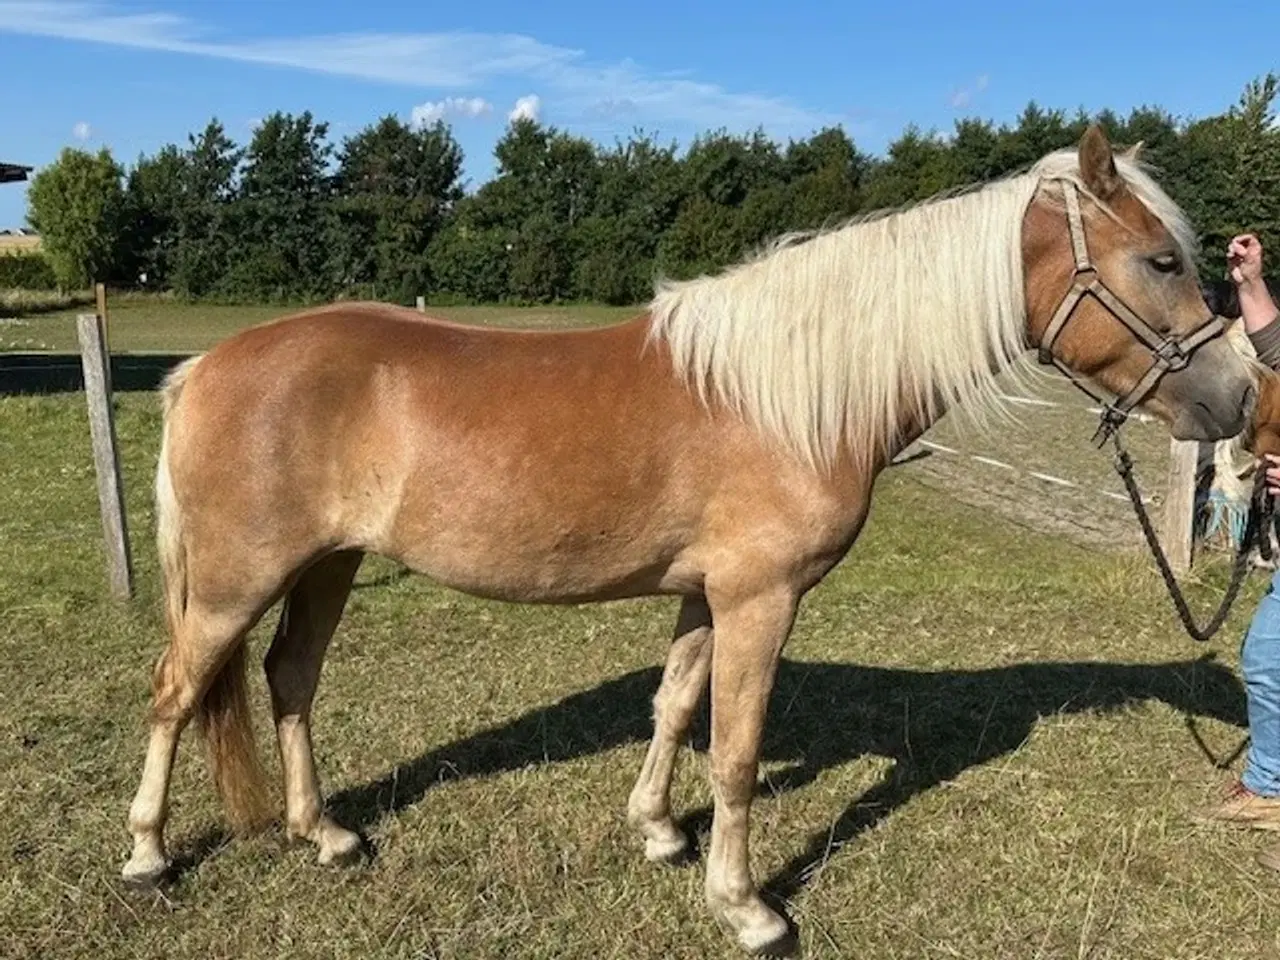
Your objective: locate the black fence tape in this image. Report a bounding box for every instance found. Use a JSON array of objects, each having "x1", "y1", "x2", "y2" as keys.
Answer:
[{"x1": 0, "y1": 352, "x2": 194, "y2": 395}]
